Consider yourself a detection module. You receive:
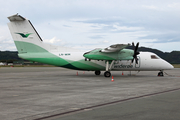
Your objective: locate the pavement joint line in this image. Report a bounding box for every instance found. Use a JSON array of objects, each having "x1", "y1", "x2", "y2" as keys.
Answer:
[{"x1": 33, "y1": 87, "x2": 180, "y2": 120}]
